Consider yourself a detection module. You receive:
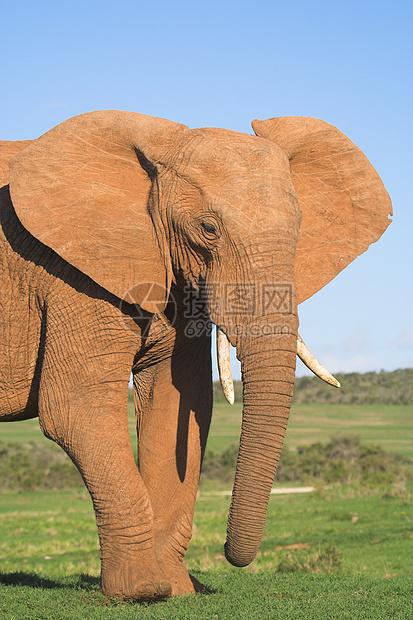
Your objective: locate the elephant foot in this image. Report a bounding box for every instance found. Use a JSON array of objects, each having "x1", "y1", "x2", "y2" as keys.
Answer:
[
  {"x1": 158, "y1": 561, "x2": 207, "y2": 596},
  {"x1": 101, "y1": 560, "x2": 172, "y2": 602}
]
